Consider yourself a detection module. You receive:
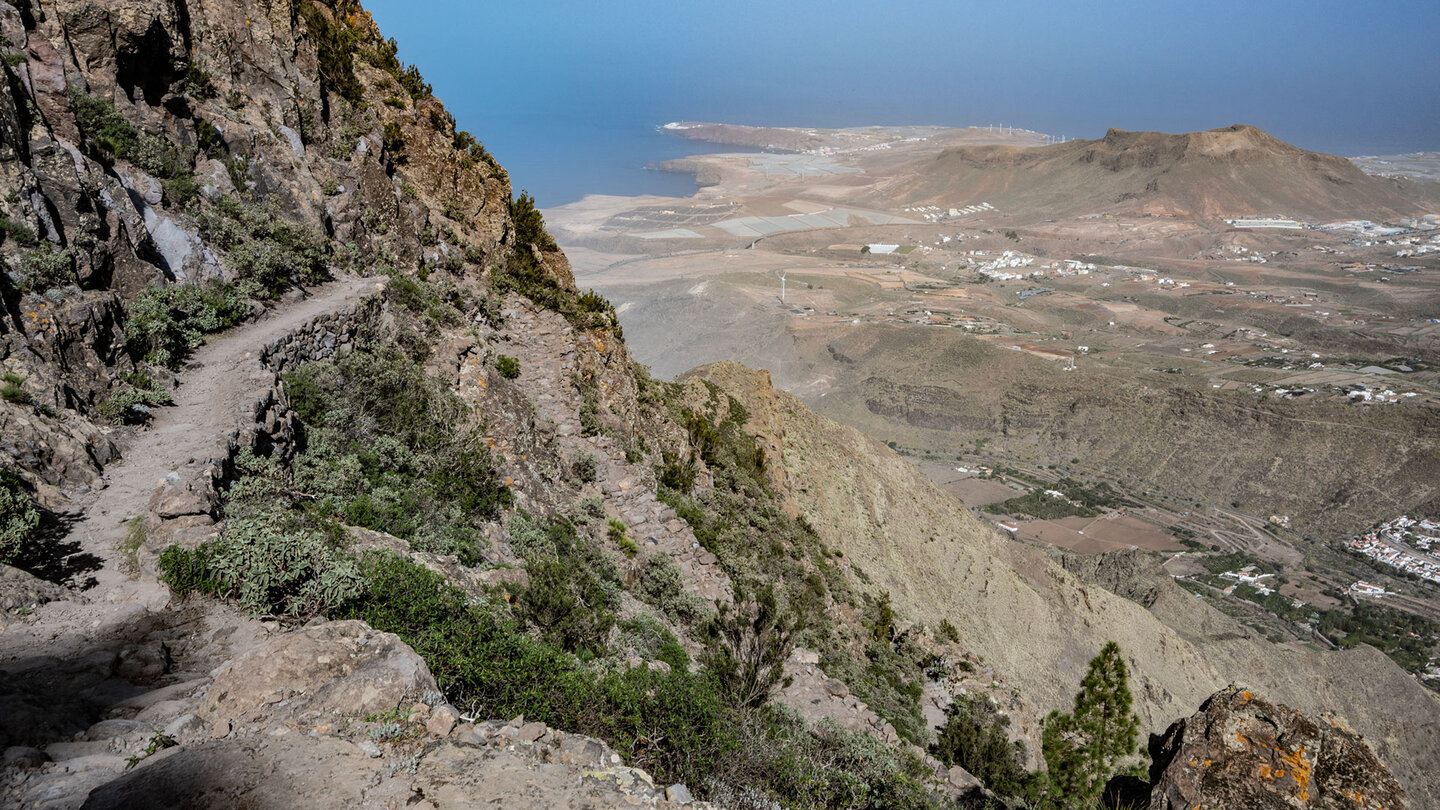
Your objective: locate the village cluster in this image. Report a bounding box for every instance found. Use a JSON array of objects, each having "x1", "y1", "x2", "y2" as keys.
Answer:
[{"x1": 1347, "y1": 516, "x2": 1440, "y2": 586}]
